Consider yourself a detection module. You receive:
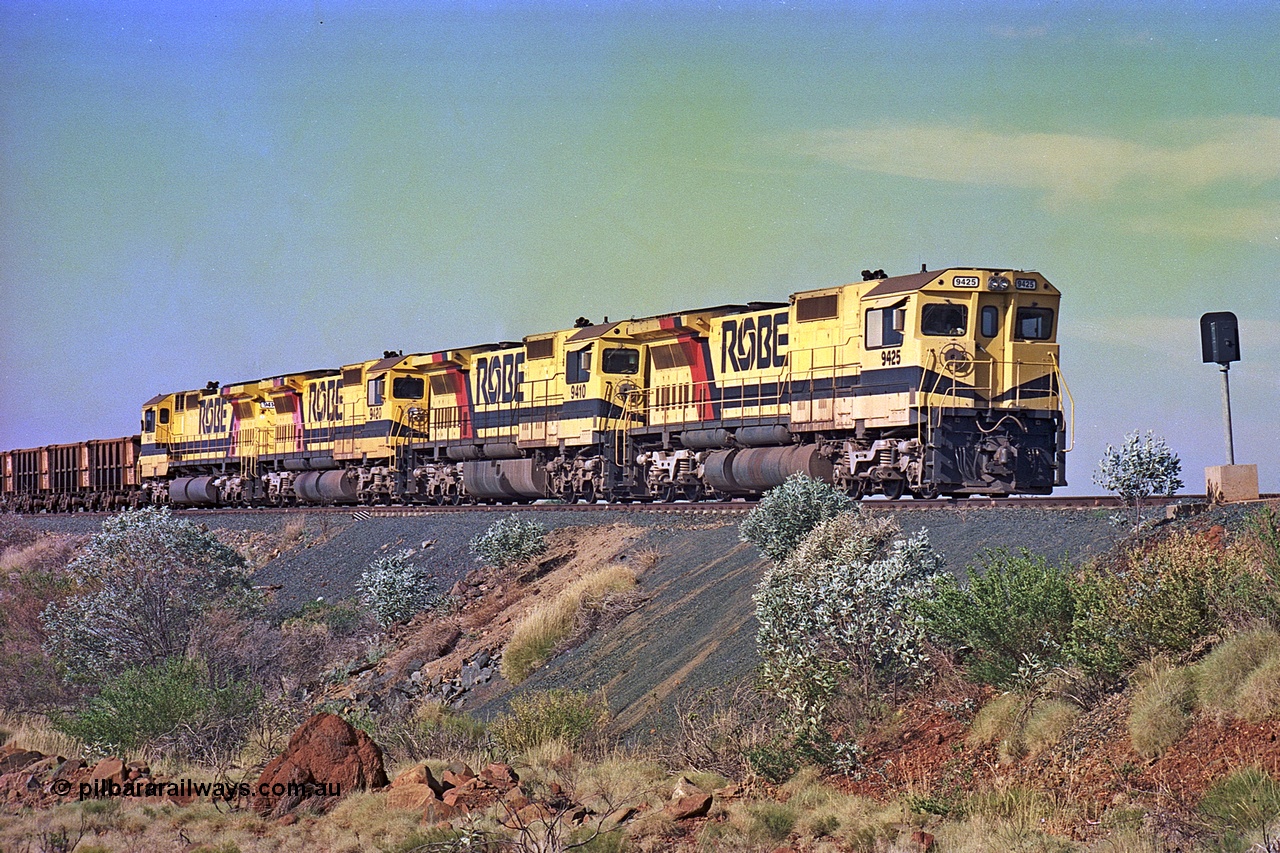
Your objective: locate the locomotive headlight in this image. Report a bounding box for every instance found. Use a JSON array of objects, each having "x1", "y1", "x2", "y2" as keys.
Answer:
[{"x1": 987, "y1": 276, "x2": 1010, "y2": 291}]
